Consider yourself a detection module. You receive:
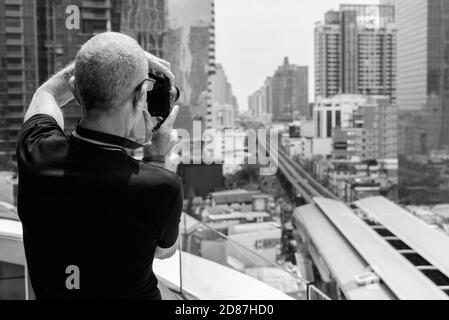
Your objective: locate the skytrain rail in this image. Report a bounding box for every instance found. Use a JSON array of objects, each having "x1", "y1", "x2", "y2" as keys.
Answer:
[
  {"x1": 261, "y1": 137, "x2": 449, "y2": 300},
  {"x1": 260, "y1": 139, "x2": 336, "y2": 201}
]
